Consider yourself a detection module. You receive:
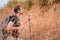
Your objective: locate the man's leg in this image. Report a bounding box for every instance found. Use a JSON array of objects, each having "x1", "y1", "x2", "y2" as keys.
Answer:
[{"x1": 0, "y1": 26, "x2": 4, "y2": 40}]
